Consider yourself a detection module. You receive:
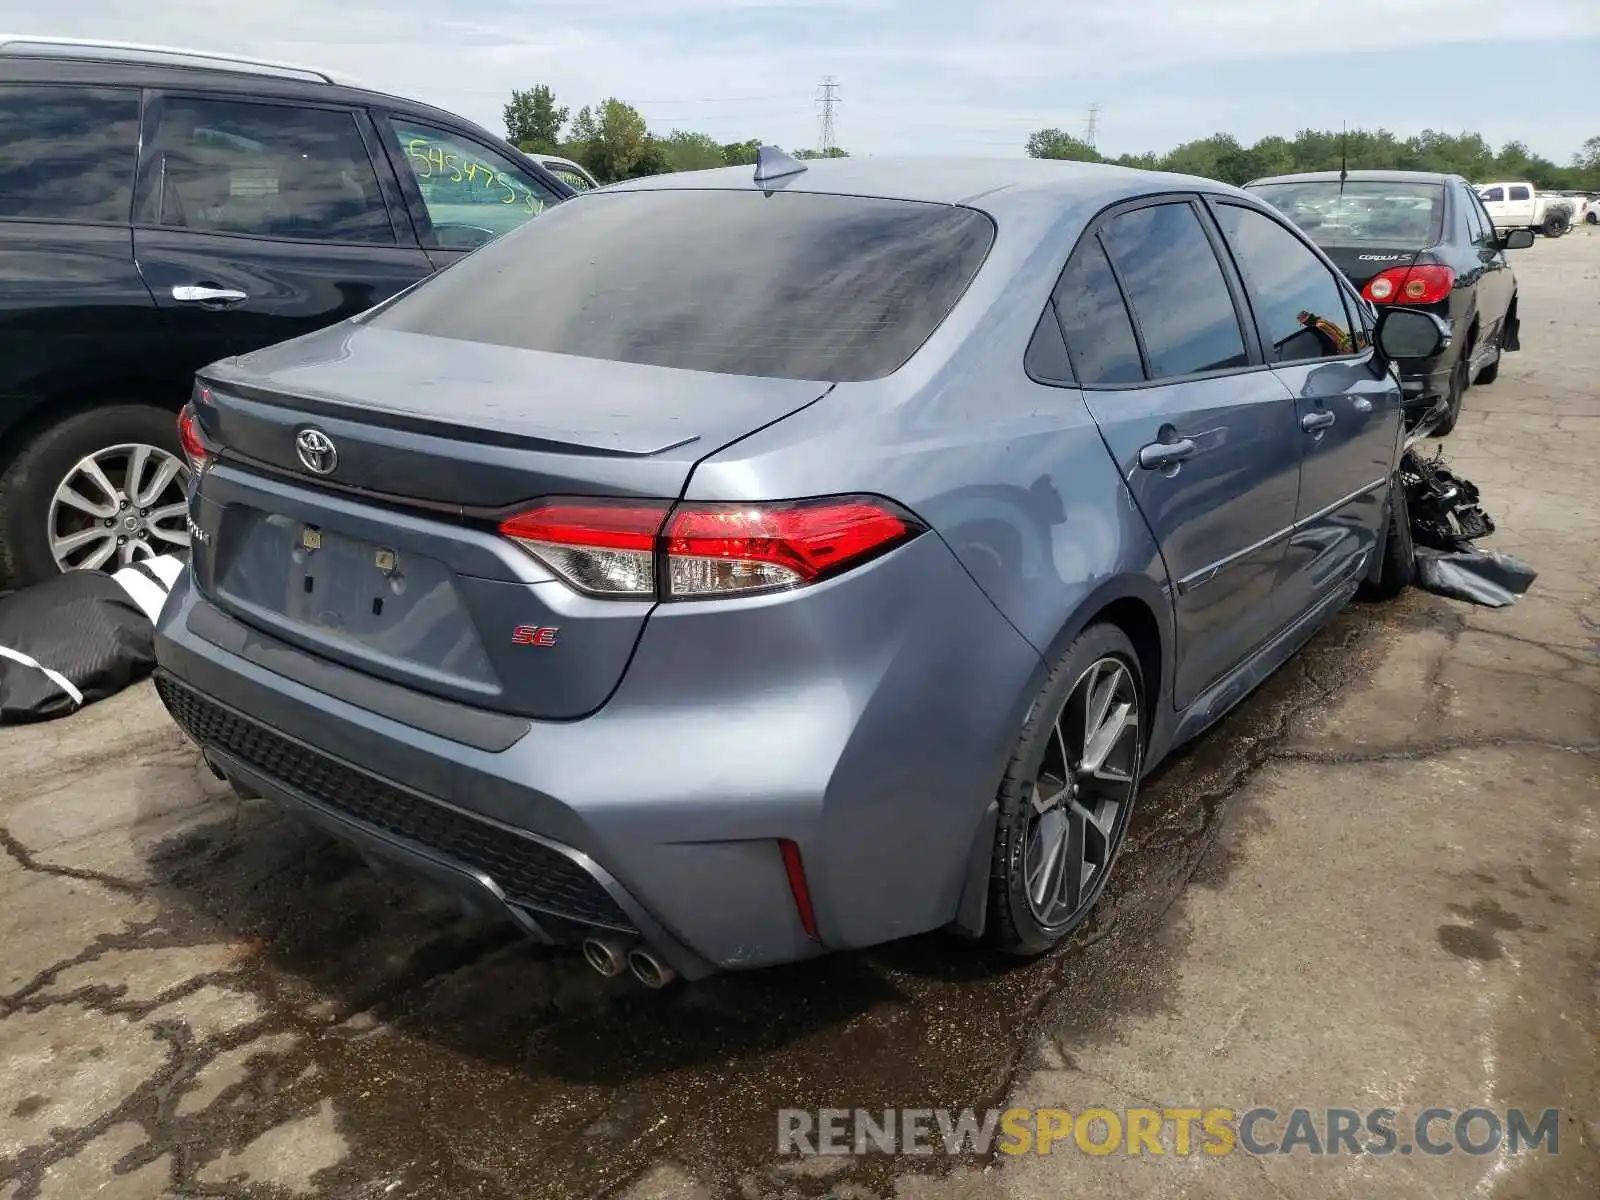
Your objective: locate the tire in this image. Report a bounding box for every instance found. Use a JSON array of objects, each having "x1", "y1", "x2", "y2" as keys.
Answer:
[
  {"x1": 987, "y1": 622, "x2": 1145, "y2": 956},
  {"x1": 1586, "y1": 210, "x2": 1599, "y2": 226},
  {"x1": 1541, "y1": 213, "x2": 1567, "y2": 238},
  {"x1": 1359, "y1": 470, "x2": 1415, "y2": 601},
  {"x1": 0, "y1": 404, "x2": 189, "y2": 589},
  {"x1": 1431, "y1": 354, "x2": 1468, "y2": 437},
  {"x1": 1475, "y1": 352, "x2": 1501, "y2": 385}
]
